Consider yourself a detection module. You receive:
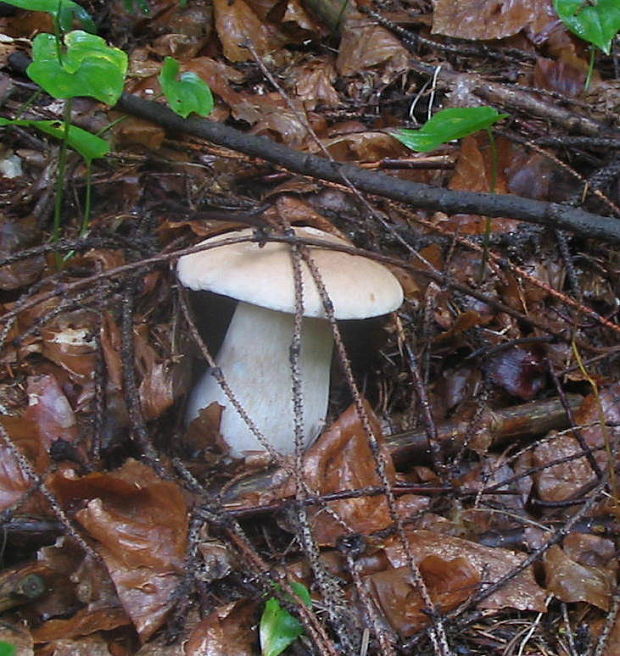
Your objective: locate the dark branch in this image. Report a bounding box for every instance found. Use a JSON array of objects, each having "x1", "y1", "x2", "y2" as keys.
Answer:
[{"x1": 116, "y1": 93, "x2": 620, "y2": 244}]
